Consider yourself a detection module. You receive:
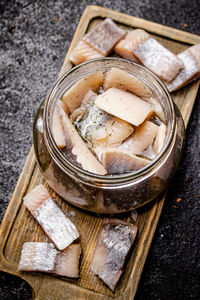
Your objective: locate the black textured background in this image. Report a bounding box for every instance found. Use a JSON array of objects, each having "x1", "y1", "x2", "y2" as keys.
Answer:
[{"x1": 0, "y1": 1, "x2": 200, "y2": 299}]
